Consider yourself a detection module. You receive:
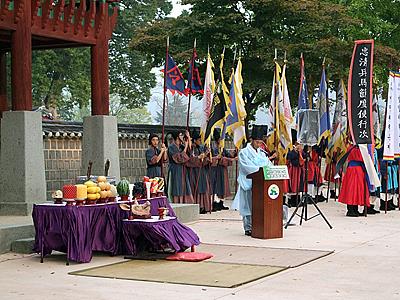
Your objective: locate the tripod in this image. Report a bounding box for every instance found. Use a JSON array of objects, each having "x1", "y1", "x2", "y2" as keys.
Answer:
[{"x1": 285, "y1": 145, "x2": 333, "y2": 229}]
